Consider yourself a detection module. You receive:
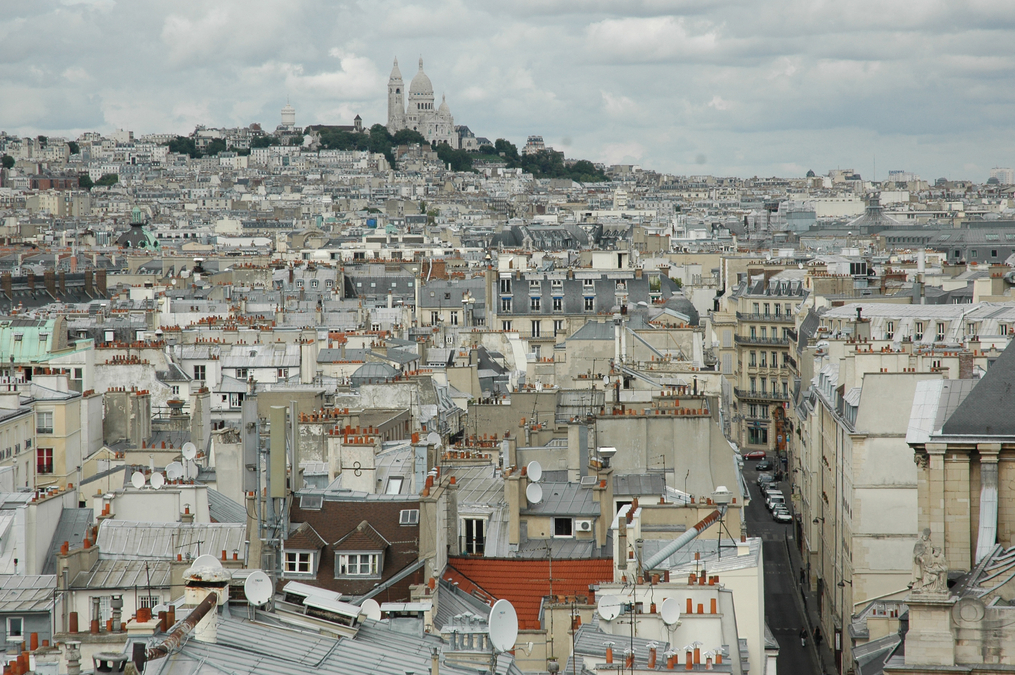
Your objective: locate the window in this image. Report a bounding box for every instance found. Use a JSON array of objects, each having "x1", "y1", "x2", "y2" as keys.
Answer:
[
  {"x1": 748, "y1": 404, "x2": 758, "y2": 418},
  {"x1": 462, "y1": 518, "x2": 486, "y2": 555},
  {"x1": 771, "y1": 352, "x2": 778, "y2": 368},
  {"x1": 584, "y1": 298, "x2": 594, "y2": 311},
  {"x1": 782, "y1": 381, "x2": 788, "y2": 397},
  {"x1": 73, "y1": 368, "x2": 83, "y2": 380},
  {"x1": 763, "y1": 303, "x2": 770, "y2": 317},
  {"x1": 760, "y1": 327, "x2": 767, "y2": 340},
  {"x1": 553, "y1": 517, "x2": 574, "y2": 537},
  {"x1": 748, "y1": 427, "x2": 768, "y2": 445},
  {"x1": 774, "y1": 304, "x2": 781, "y2": 317},
  {"x1": 886, "y1": 321, "x2": 894, "y2": 340},
  {"x1": 967, "y1": 322, "x2": 977, "y2": 336},
  {"x1": 399, "y1": 509, "x2": 419, "y2": 525},
  {"x1": 749, "y1": 351, "x2": 756, "y2": 367},
  {"x1": 1003, "y1": 324, "x2": 1010, "y2": 336},
  {"x1": 500, "y1": 278, "x2": 512, "y2": 294},
  {"x1": 311, "y1": 279, "x2": 319, "y2": 288},
  {"x1": 431, "y1": 311, "x2": 441, "y2": 324},
  {"x1": 750, "y1": 326, "x2": 757, "y2": 339},
  {"x1": 531, "y1": 320, "x2": 541, "y2": 338},
  {"x1": 386, "y1": 477, "x2": 404, "y2": 495},
  {"x1": 583, "y1": 279, "x2": 595, "y2": 290},
  {"x1": 338, "y1": 553, "x2": 379, "y2": 576},
  {"x1": 502, "y1": 321, "x2": 513, "y2": 331},
  {"x1": 138, "y1": 596, "x2": 161, "y2": 609},
  {"x1": 971, "y1": 250, "x2": 978, "y2": 258},
  {"x1": 36, "y1": 448, "x2": 53, "y2": 474},
  {"x1": 295, "y1": 280, "x2": 303, "y2": 288},
  {"x1": 750, "y1": 377, "x2": 757, "y2": 392},
  {"x1": 236, "y1": 368, "x2": 248, "y2": 379},
  {"x1": 450, "y1": 311, "x2": 459, "y2": 326},
  {"x1": 36, "y1": 411, "x2": 53, "y2": 434},
  {"x1": 553, "y1": 320, "x2": 564, "y2": 335},
  {"x1": 285, "y1": 551, "x2": 313, "y2": 574},
  {"x1": 553, "y1": 297, "x2": 562, "y2": 312},
  {"x1": 194, "y1": 365, "x2": 206, "y2": 381},
  {"x1": 501, "y1": 297, "x2": 513, "y2": 312},
  {"x1": 753, "y1": 302, "x2": 760, "y2": 315},
  {"x1": 171, "y1": 386, "x2": 180, "y2": 396},
  {"x1": 992, "y1": 250, "x2": 998, "y2": 258},
  {"x1": 936, "y1": 323, "x2": 945, "y2": 341},
  {"x1": 760, "y1": 379, "x2": 767, "y2": 394},
  {"x1": 277, "y1": 368, "x2": 289, "y2": 379},
  {"x1": 6, "y1": 617, "x2": 23, "y2": 640},
  {"x1": 530, "y1": 297, "x2": 541, "y2": 311},
  {"x1": 530, "y1": 279, "x2": 541, "y2": 289},
  {"x1": 915, "y1": 322, "x2": 924, "y2": 340},
  {"x1": 759, "y1": 352, "x2": 766, "y2": 367},
  {"x1": 551, "y1": 279, "x2": 562, "y2": 289}
]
